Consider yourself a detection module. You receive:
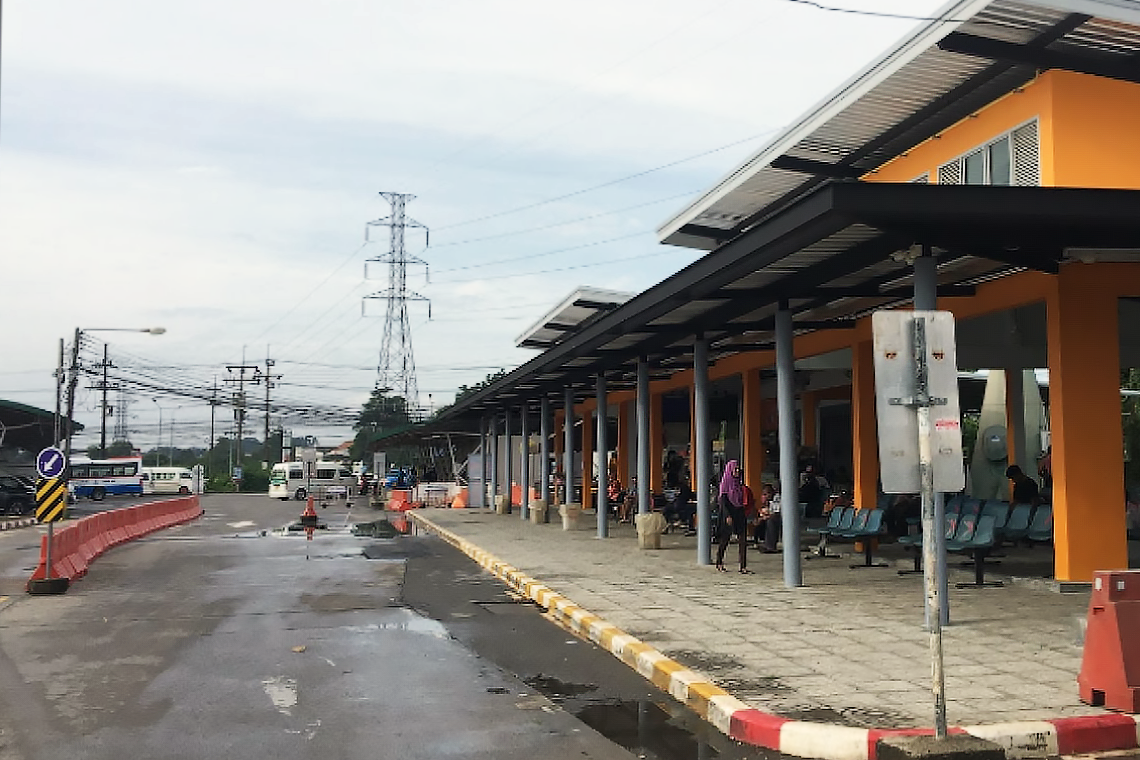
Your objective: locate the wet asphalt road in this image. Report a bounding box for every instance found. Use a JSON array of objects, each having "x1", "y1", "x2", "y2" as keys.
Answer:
[{"x1": 0, "y1": 495, "x2": 773, "y2": 760}]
